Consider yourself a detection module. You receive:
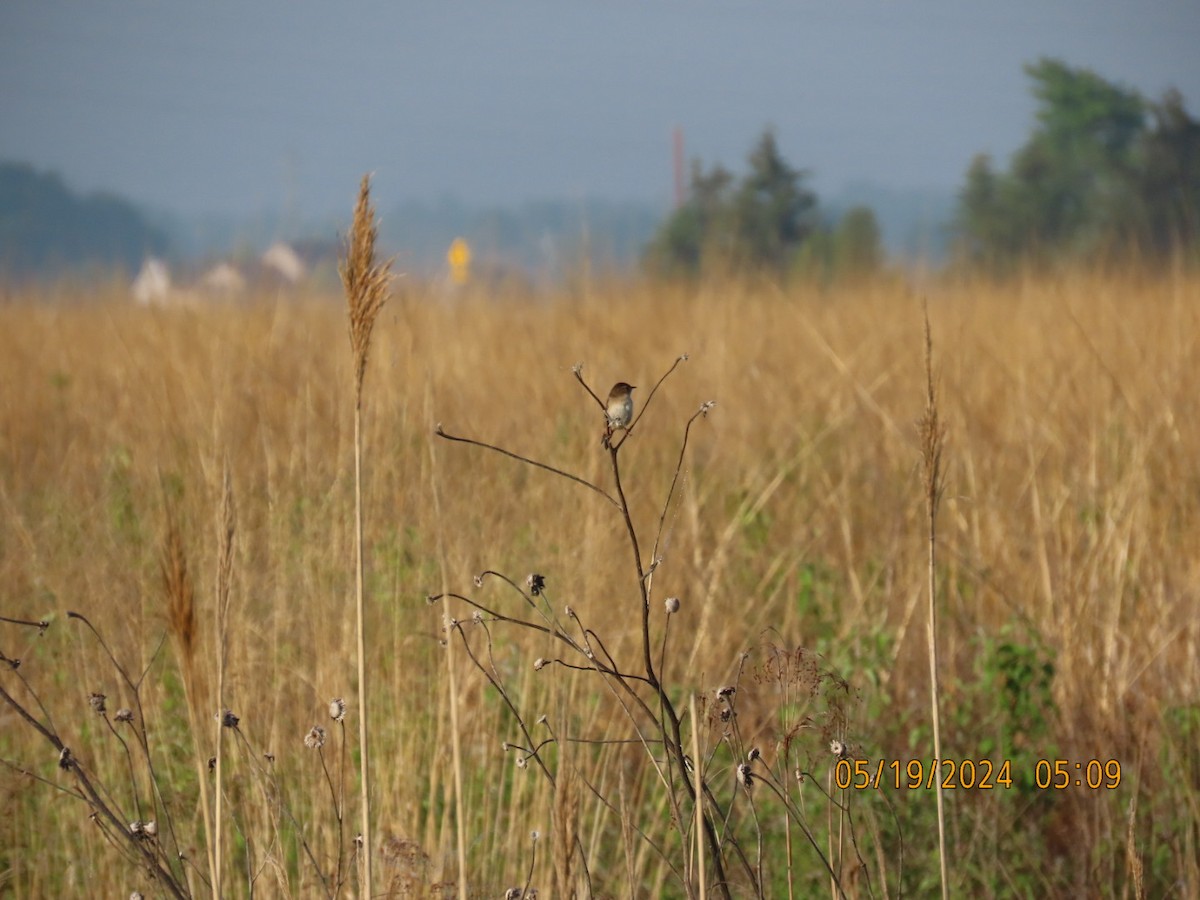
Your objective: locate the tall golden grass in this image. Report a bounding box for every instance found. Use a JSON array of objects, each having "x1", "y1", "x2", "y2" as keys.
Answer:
[{"x1": 1, "y1": 266, "x2": 1198, "y2": 896}]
